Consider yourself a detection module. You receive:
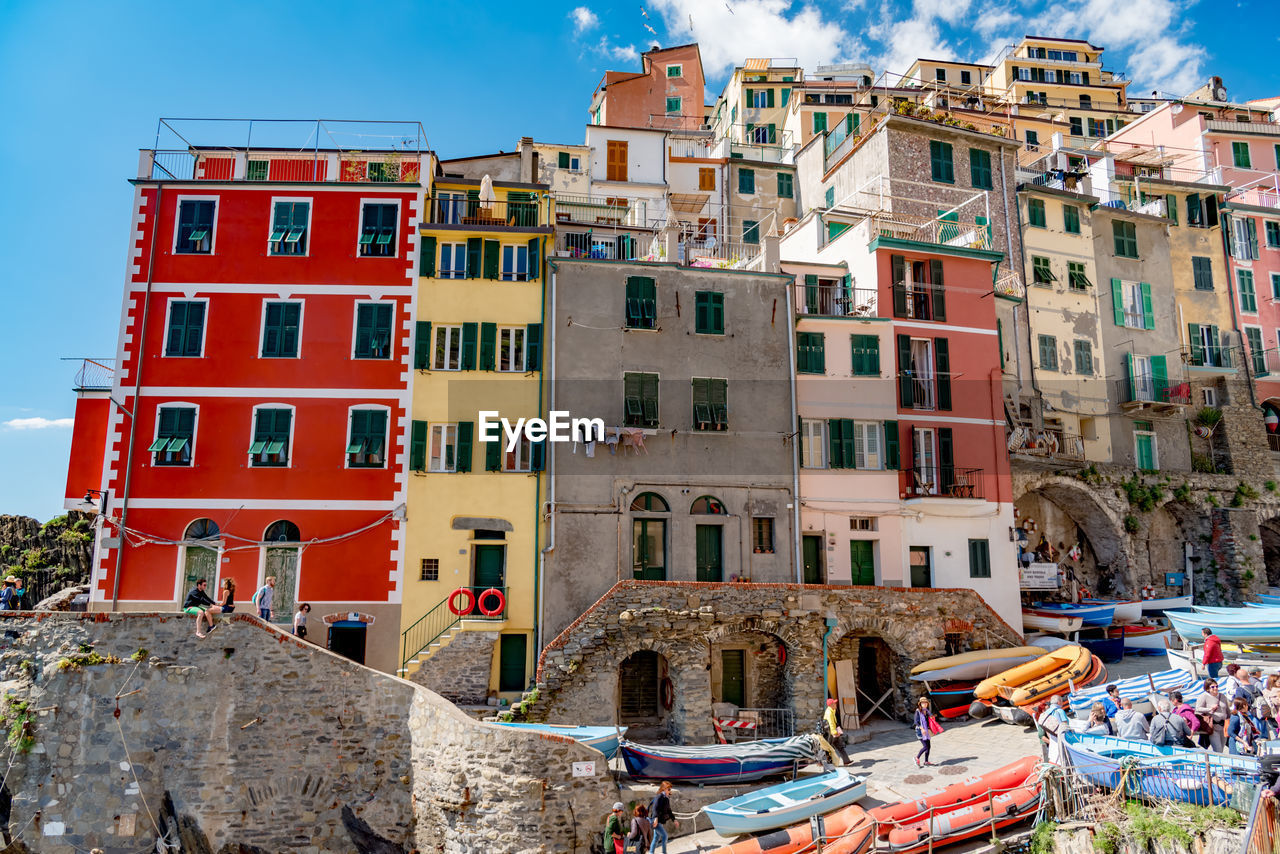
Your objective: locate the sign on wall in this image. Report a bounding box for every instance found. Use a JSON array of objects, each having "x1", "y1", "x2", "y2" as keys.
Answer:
[{"x1": 1020, "y1": 562, "x2": 1061, "y2": 590}]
